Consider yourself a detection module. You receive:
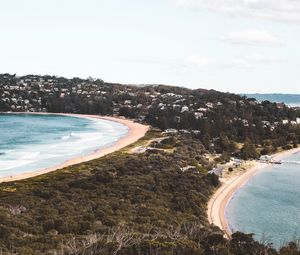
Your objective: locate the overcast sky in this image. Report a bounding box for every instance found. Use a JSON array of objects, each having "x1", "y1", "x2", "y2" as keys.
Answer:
[{"x1": 1, "y1": 0, "x2": 300, "y2": 93}]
